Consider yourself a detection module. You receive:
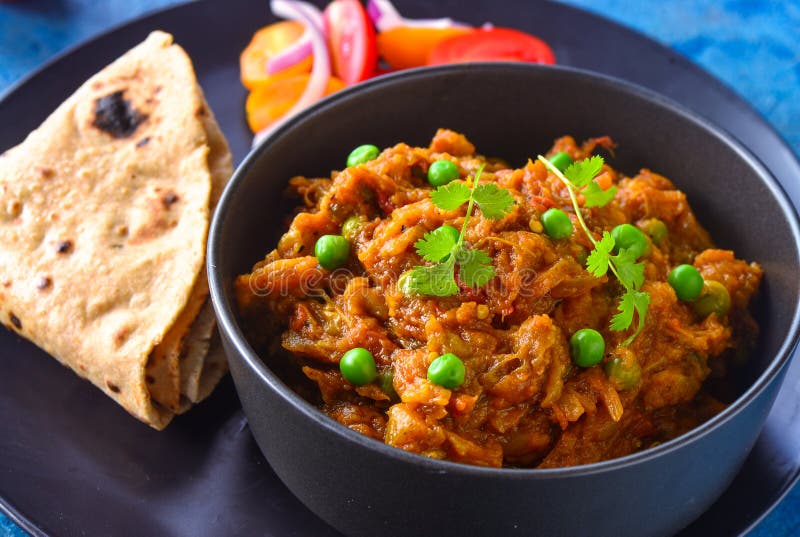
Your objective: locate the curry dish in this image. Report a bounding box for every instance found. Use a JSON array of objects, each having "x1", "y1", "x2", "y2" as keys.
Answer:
[{"x1": 235, "y1": 130, "x2": 761, "y2": 468}]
